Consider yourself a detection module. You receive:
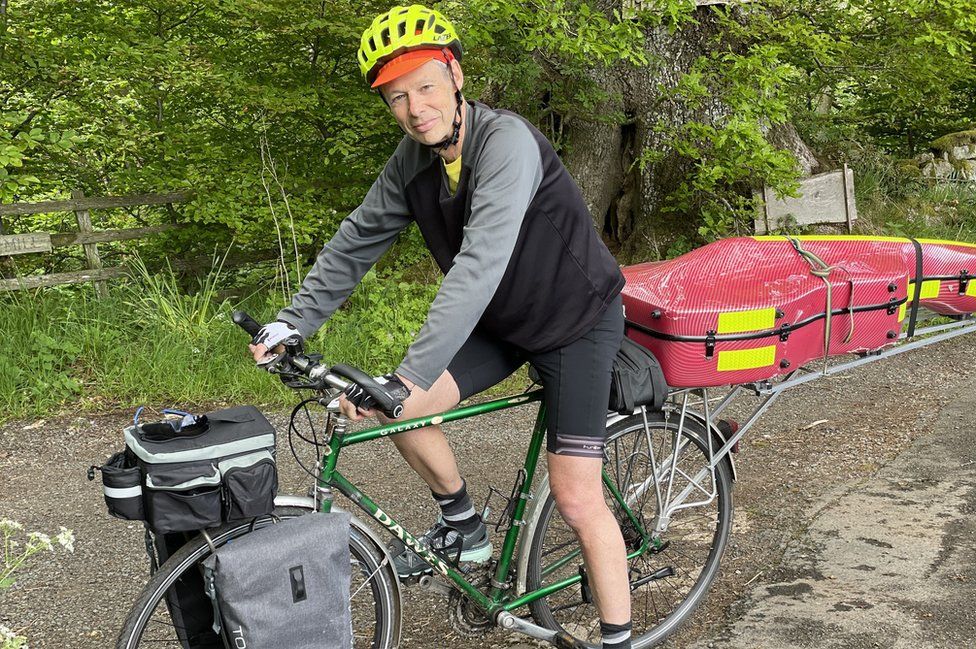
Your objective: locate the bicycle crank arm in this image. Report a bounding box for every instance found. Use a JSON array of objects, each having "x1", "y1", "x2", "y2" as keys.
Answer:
[{"x1": 496, "y1": 612, "x2": 586, "y2": 648}]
